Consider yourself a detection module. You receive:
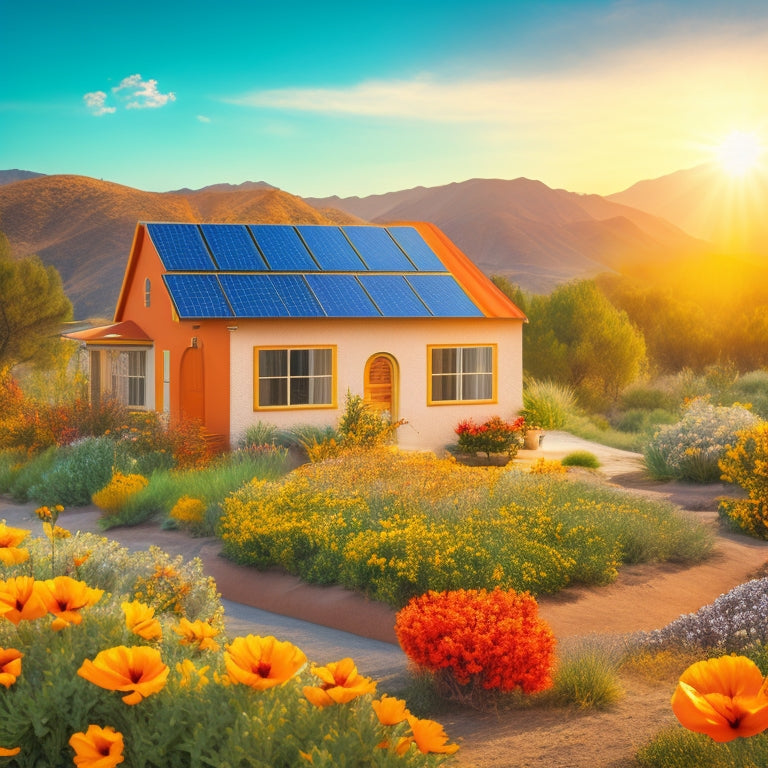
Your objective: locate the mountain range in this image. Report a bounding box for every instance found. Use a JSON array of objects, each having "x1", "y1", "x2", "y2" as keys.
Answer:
[{"x1": 1, "y1": 165, "x2": 766, "y2": 320}]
